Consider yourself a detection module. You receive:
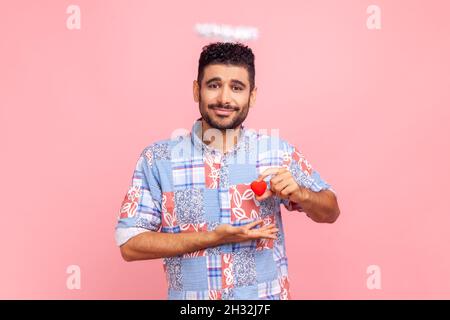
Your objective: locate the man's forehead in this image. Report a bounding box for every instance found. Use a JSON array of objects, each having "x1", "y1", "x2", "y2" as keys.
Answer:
[{"x1": 203, "y1": 64, "x2": 249, "y2": 83}]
